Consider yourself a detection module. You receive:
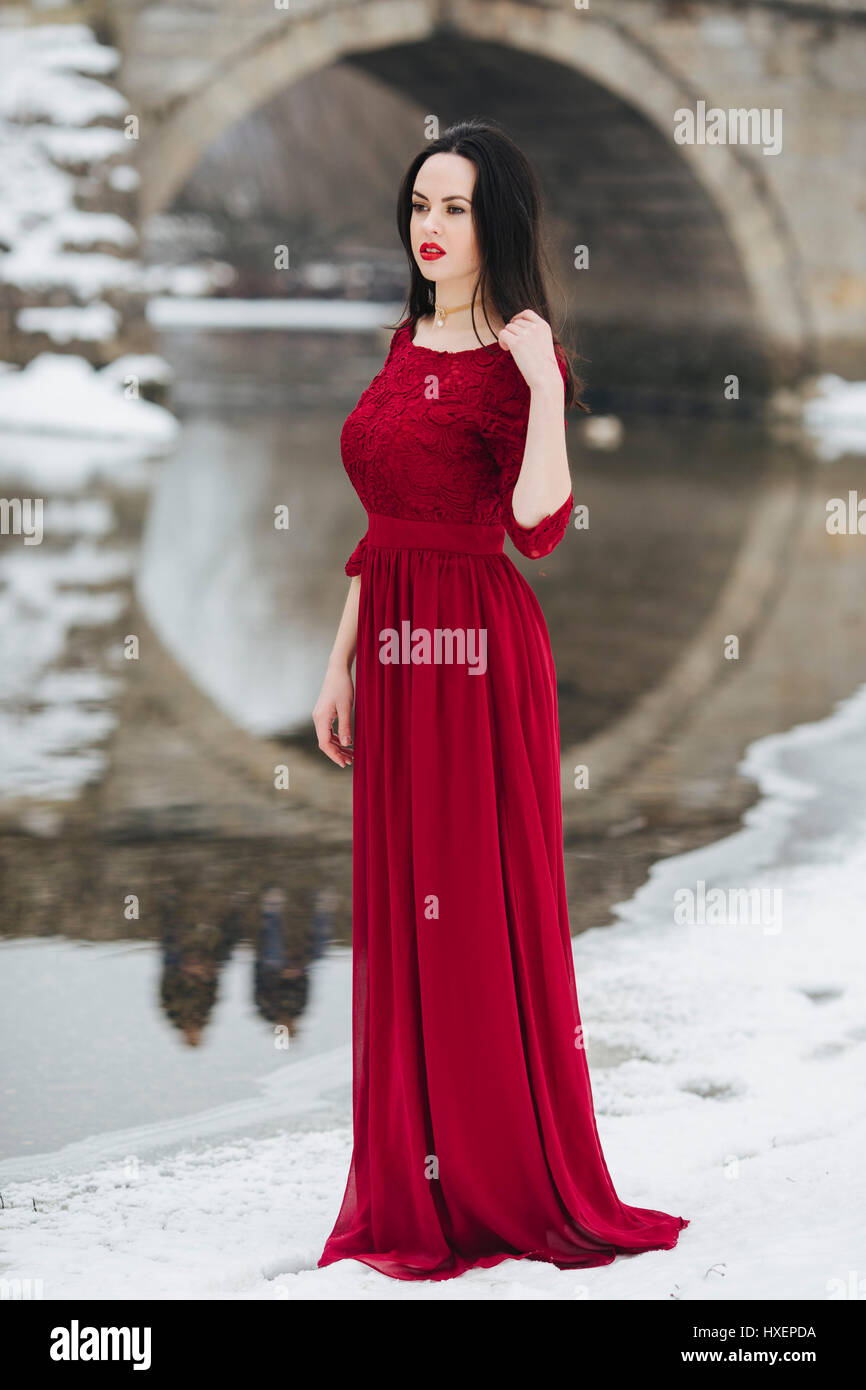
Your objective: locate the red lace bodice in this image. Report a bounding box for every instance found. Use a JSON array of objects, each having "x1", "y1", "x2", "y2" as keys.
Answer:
[{"x1": 341, "y1": 319, "x2": 573, "y2": 574}]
